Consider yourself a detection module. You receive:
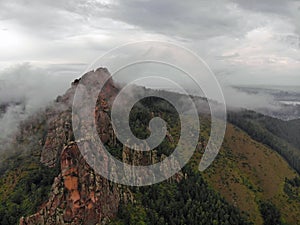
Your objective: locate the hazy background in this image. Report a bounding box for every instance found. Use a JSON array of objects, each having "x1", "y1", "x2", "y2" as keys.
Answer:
[{"x1": 0, "y1": 0, "x2": 300, "y2": 139}]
